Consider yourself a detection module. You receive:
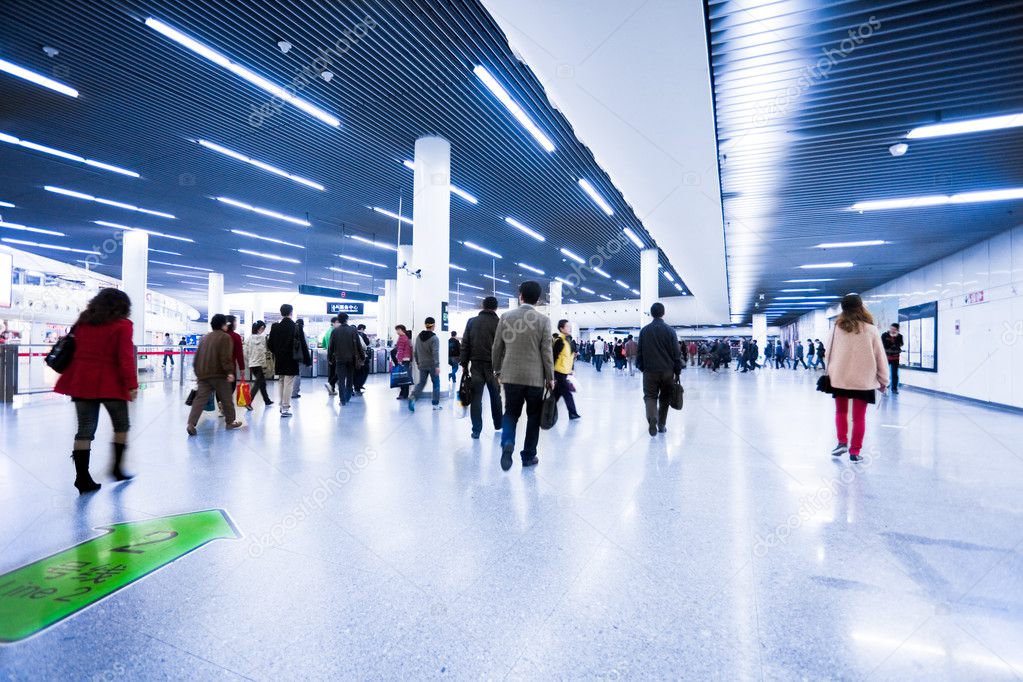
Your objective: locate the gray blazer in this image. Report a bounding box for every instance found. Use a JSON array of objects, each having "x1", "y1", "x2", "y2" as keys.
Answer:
[{"x1": 492, "y1": 304, "x2": 554, "y2": 387}]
